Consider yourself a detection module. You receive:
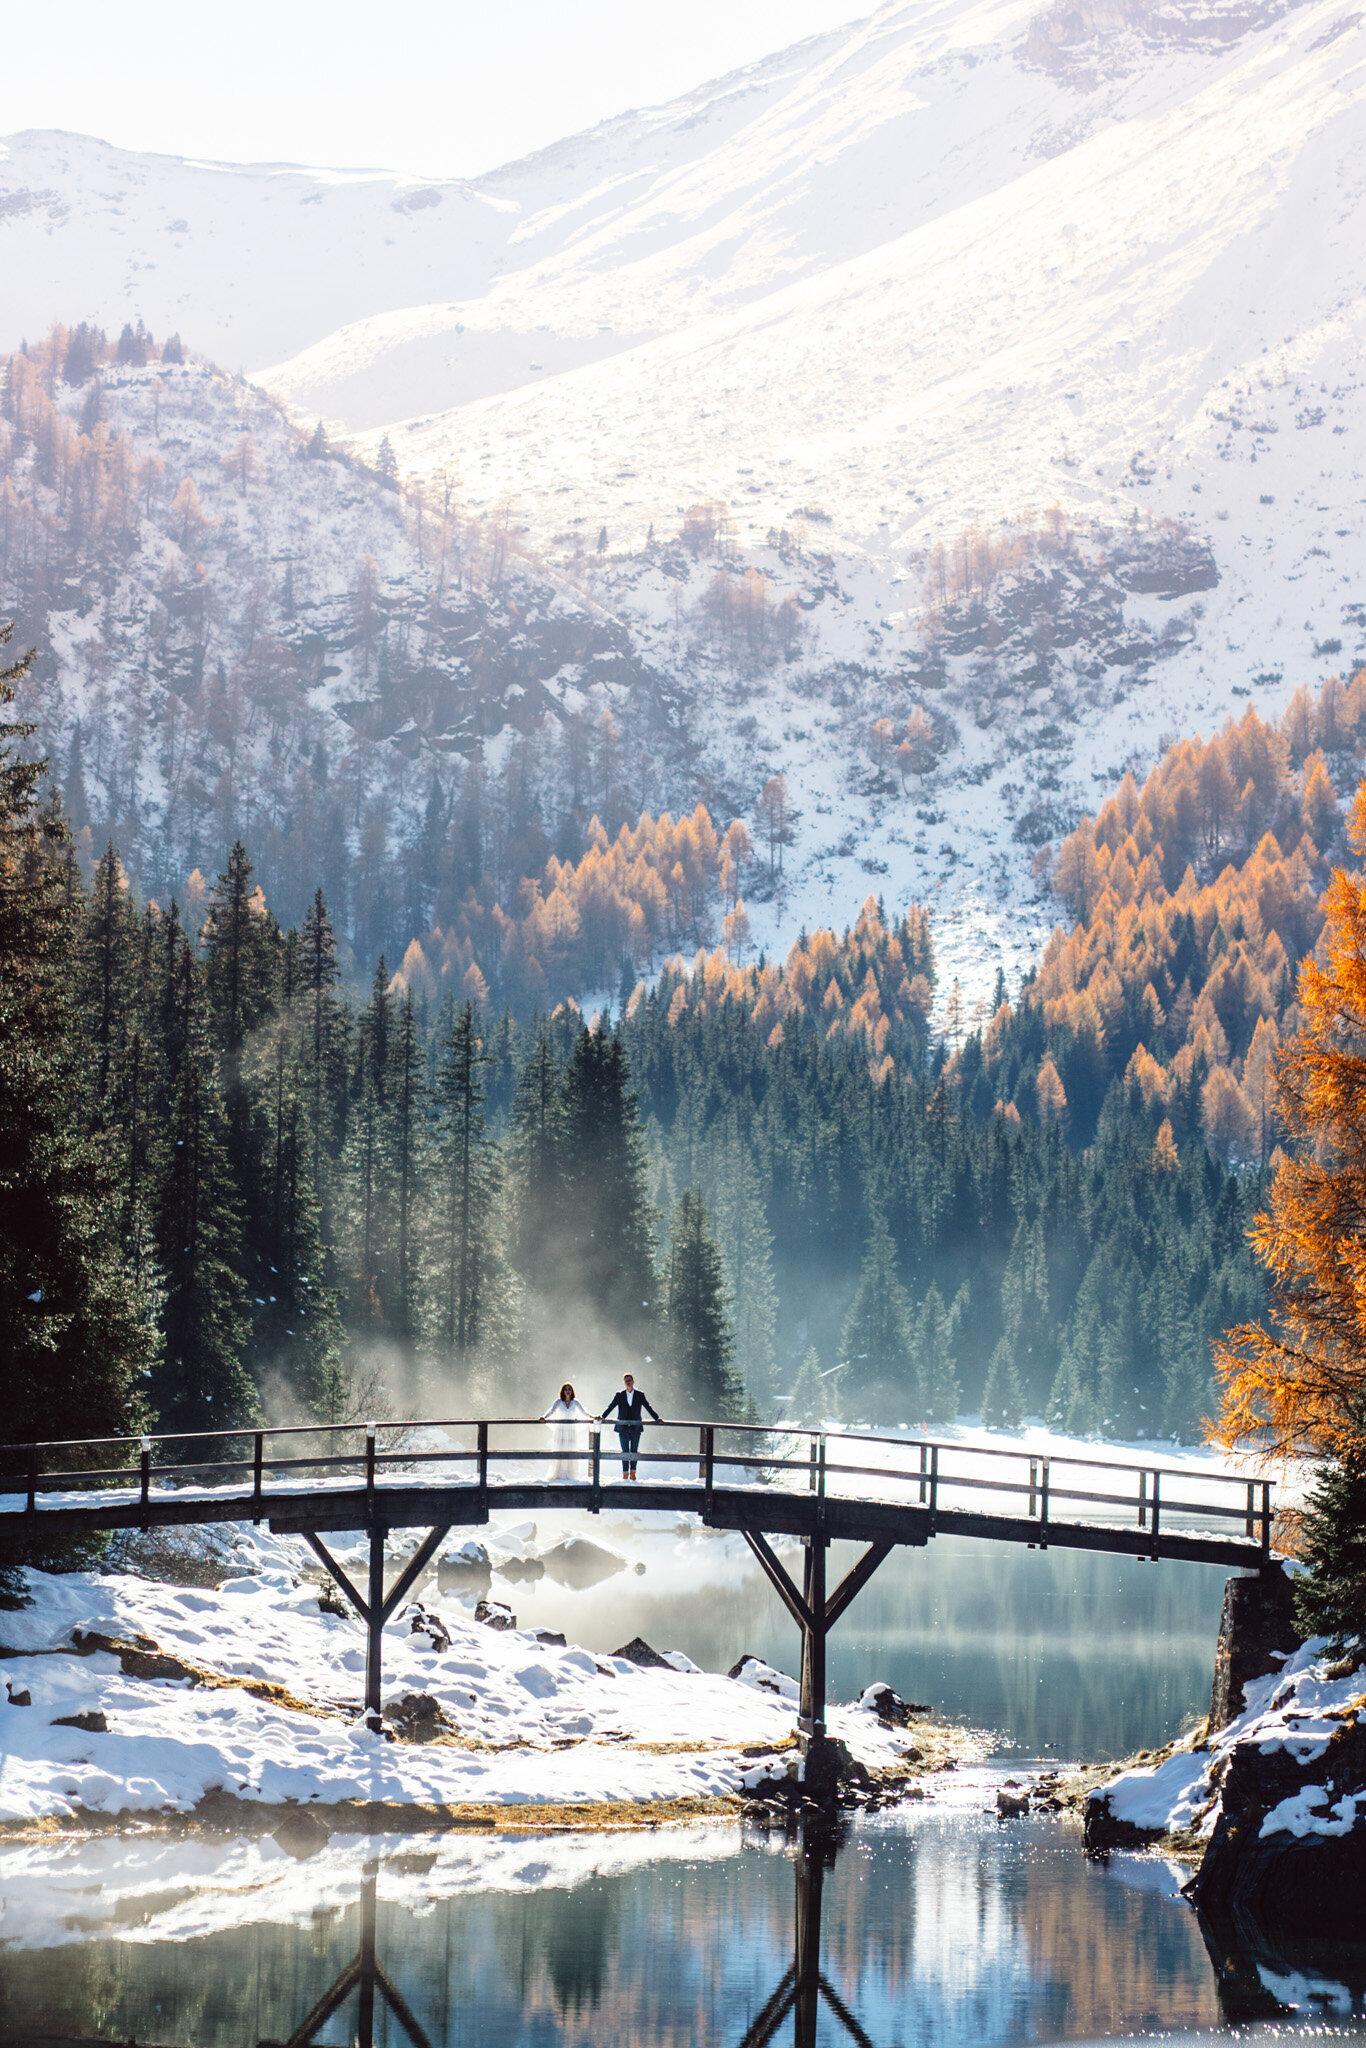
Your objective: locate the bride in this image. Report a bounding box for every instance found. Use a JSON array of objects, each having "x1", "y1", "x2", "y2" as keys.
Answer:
[{"x1": 542, "y1": 1383, "x2": 595, "y2": 1481}]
